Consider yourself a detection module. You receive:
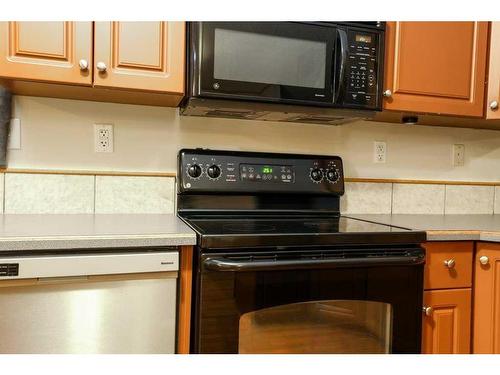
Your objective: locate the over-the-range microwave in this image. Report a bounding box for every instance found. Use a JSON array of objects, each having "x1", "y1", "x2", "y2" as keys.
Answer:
[{"x1": 181, "y1": 22, "x2": 386, "y2": 125}]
